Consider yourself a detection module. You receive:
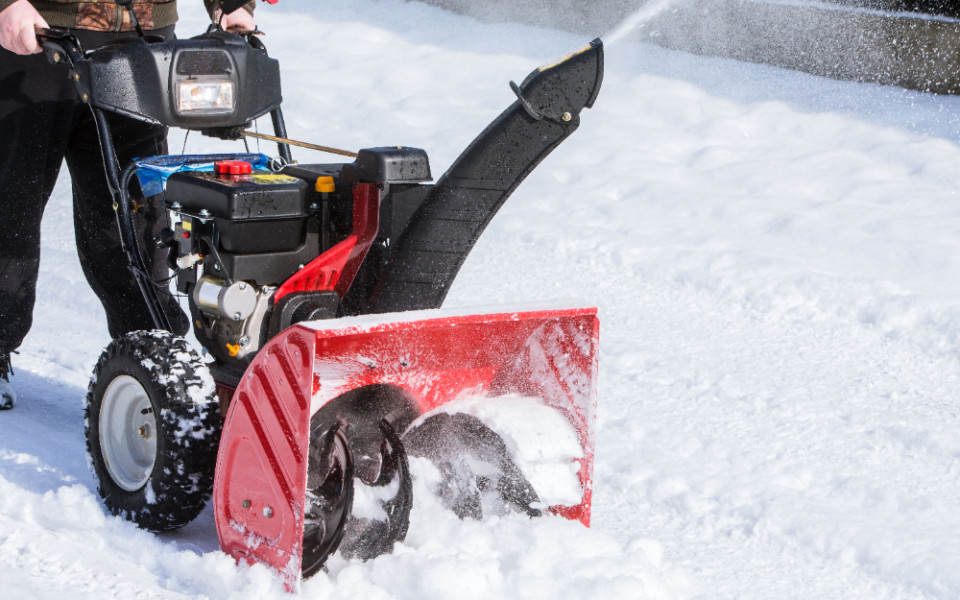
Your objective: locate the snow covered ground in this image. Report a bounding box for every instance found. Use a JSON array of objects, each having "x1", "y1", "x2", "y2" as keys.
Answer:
[{"x1": 4, "y1": 0, "x2": 960, "y2": 597}]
